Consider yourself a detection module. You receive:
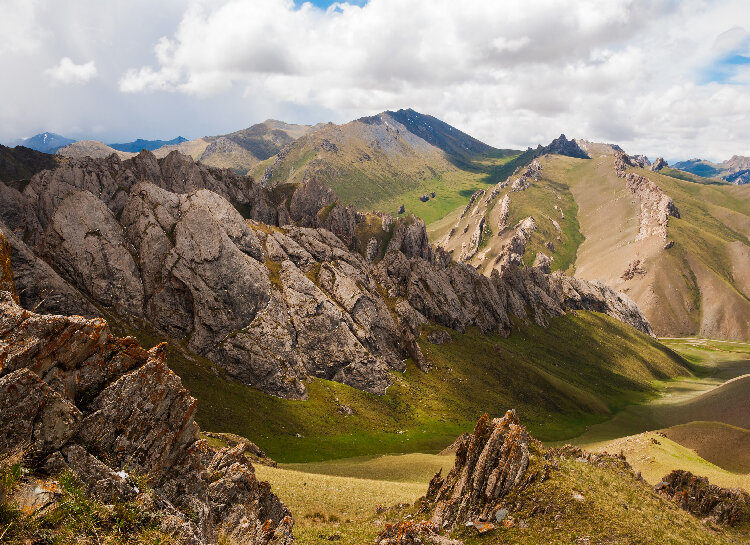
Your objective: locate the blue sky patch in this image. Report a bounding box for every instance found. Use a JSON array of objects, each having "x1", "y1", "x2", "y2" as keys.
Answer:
[
  {"x1": 700, "y1": 52, "x2": 750, "y2": 84},
  {"x1": 295, "y1": 0, "x2": 367, "y2": 8}
]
